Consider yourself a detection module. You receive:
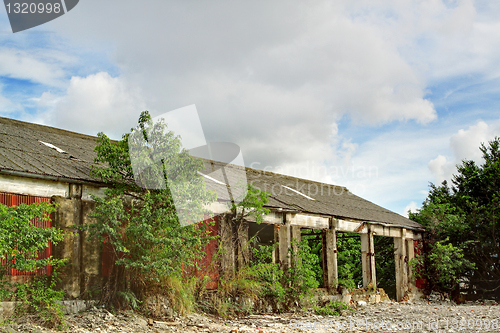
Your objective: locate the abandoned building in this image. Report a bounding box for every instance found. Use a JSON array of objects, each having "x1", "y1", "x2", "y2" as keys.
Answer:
[{"x1": 0, "y1": 116, "x2": 424, "y2": 302}]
